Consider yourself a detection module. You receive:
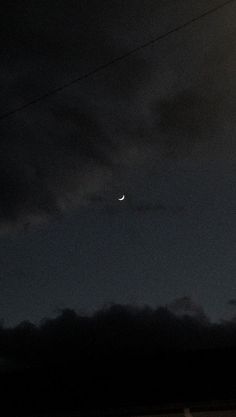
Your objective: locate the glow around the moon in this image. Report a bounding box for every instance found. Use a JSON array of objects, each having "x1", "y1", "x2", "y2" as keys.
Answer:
[{"x1": 118, "y1": 194, "x2": 125, "y2": 201}]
